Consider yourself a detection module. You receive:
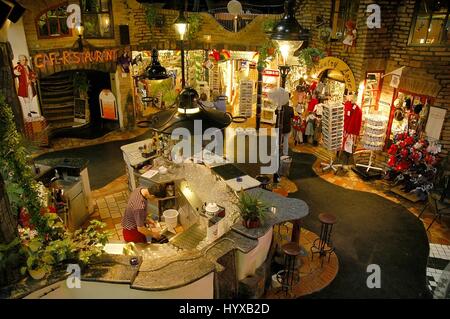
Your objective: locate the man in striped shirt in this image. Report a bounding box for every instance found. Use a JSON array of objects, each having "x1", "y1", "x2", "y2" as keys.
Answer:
[{"x1": 122, "y1": 186, "x2": 161, "y2": 243}]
